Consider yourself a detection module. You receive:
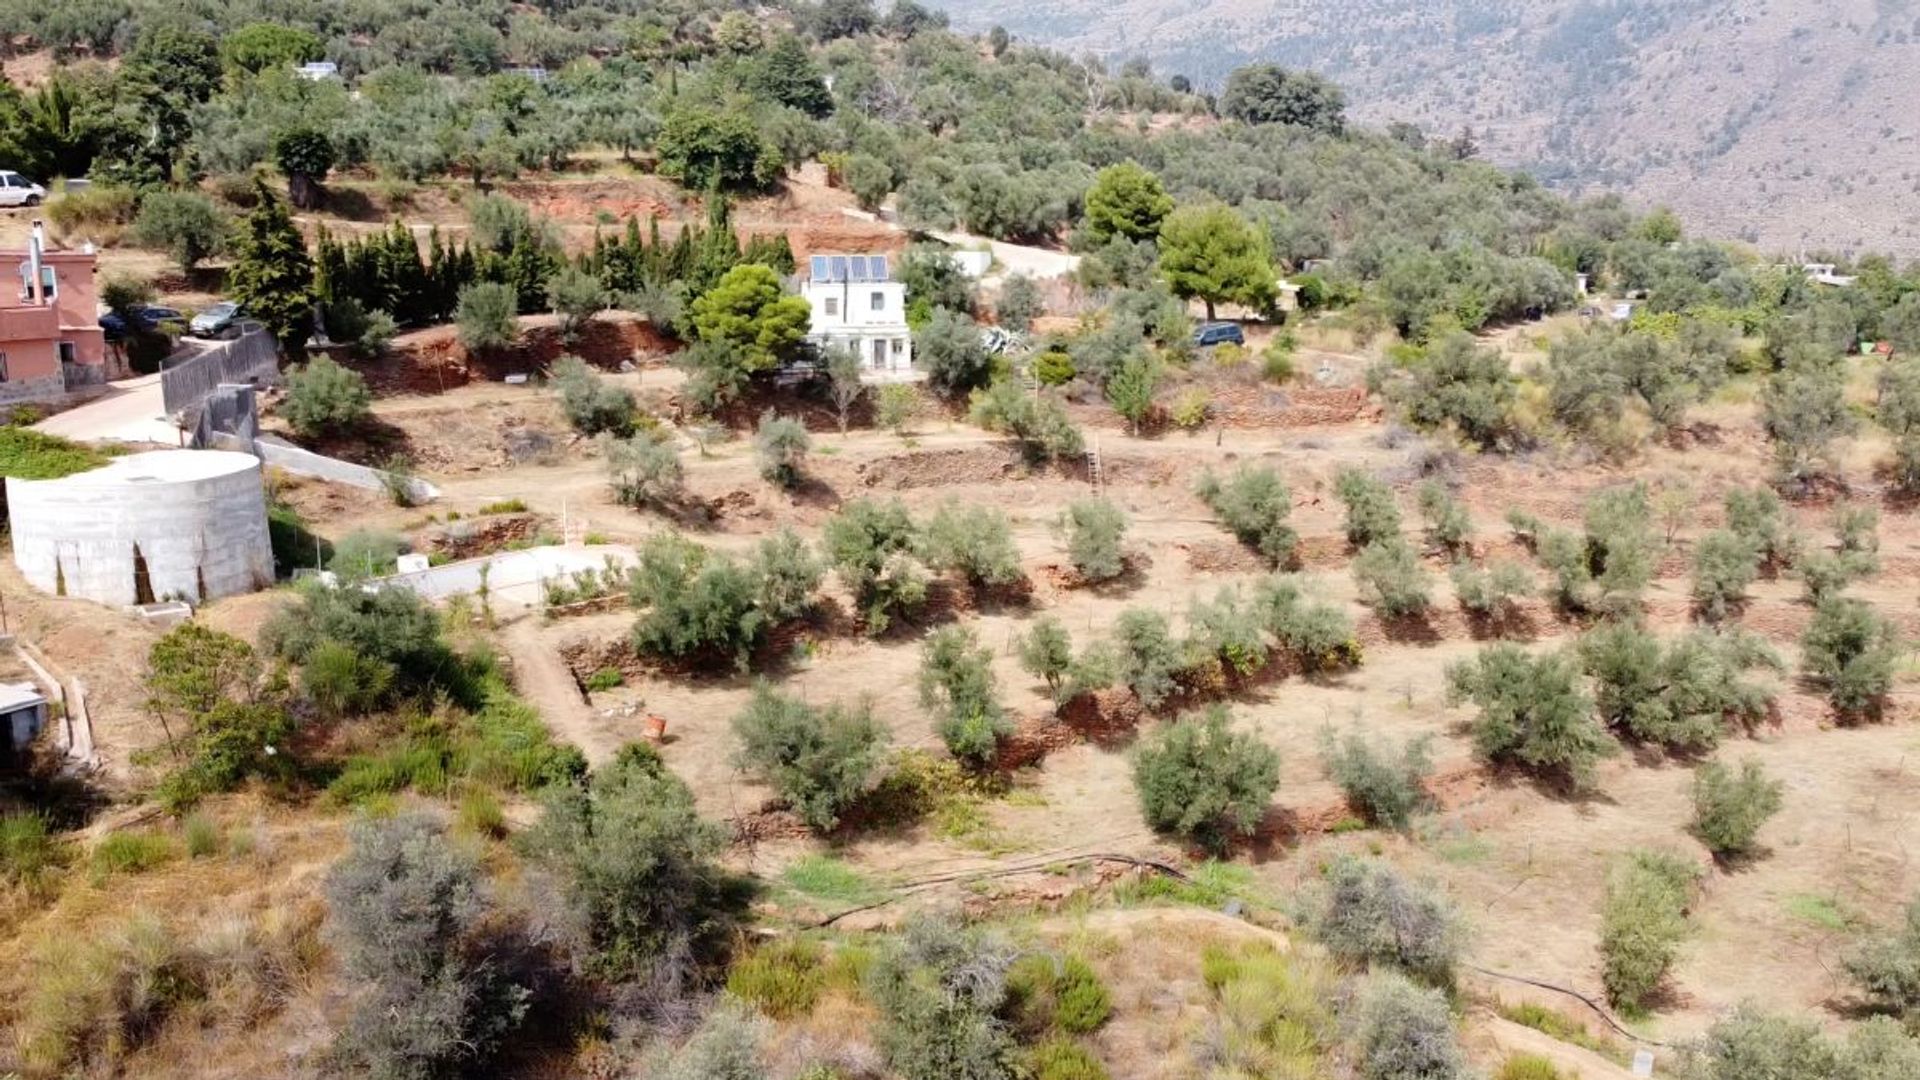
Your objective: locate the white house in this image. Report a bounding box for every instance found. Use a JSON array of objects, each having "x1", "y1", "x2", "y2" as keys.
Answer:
[{"x1": 801, "y1": 253, "x2": 917, "y2": 381}]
